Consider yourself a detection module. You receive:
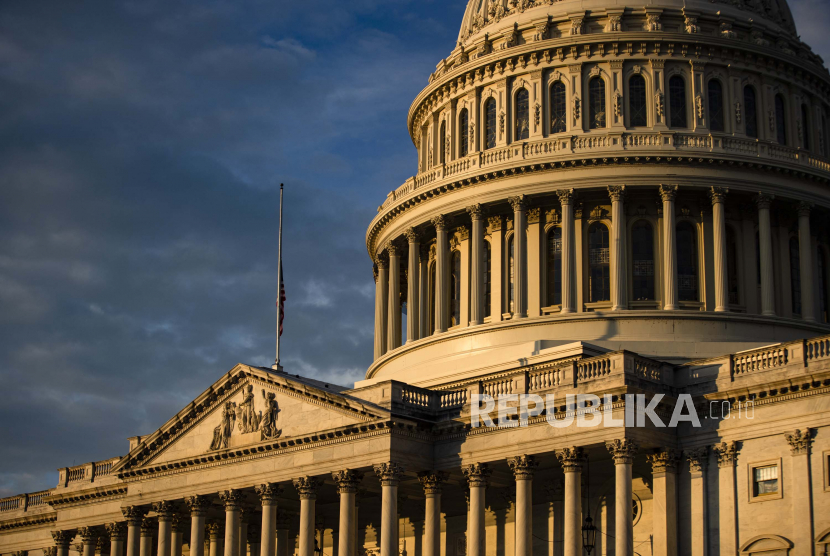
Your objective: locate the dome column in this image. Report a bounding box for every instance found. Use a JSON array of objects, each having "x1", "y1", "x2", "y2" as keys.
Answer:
[
  {"x1": 527, "y1": 207, "x2": 543, "y2": 318},
  {"x1": 659, "y1": 185, "x2": 679, "y2": 310},
  {"x1": 433, "y1": 215, "x2": 449, "y2": 333},
  {"x1": 467, "y1": 205, "x2": 486, "y2": 326},
  {"x1": 405, "y1": 229, "x2": 421, "y2": 343},
  {"x1": 387, "y1": 243, "x2": 402, "y2": 350},
  {"x1": 756, "y1": 194, "x2": 776, "y2": 316},
  {"x1": 374, "y1": 258, "x2": 389, "y2": 359},
  {"x1": 509, "y1": 196, "x2": 528, "y2": 319},
  {"x1": 608, "y1": 186, "x2": 627, "y2": 311},
  {"x1": 488, "y1": 216, "x2": 504, "y2": 322},
  {"x1": 419, "y1": 247, "x2": 429, "y2": 338},
  {"x1": 711, "y1": 187, "x2": 730, "y2": 312},
  {"x1": 798, "y1": 202, "x2": 815, "y2": 321},
  {"x1": 557, "y1": 190, "x2": 576, "y2": 313}
]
